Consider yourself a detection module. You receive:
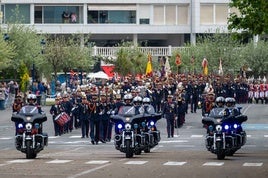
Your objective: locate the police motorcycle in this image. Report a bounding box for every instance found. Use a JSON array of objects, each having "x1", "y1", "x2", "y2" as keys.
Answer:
[
  {"x1": 11, "y1": 105, "x2": 48, "y2": 159},
  {"x1": 111, "y1": 104, "x2": 148, "y2": 158},
  {"x1": 202, "y1": 97, "x2": 247, "y2": 160},
  {"x1": 140, "y1": 97, "x2": 161, "y2": 152}
]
